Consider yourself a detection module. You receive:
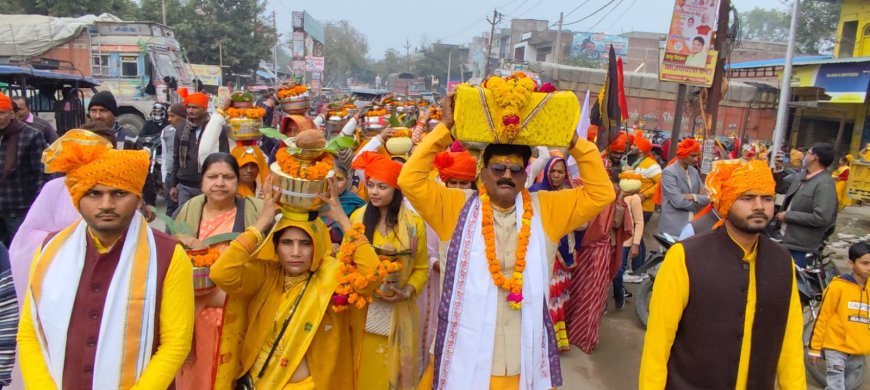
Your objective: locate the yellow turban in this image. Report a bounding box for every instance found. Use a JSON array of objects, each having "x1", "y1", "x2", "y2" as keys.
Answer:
[
  {"x1": 705, "y1": 159, "x2": 775, "y2": 227},
  {"x1": 42, "y1": 129, "x2": 150, "y2": 207}
]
